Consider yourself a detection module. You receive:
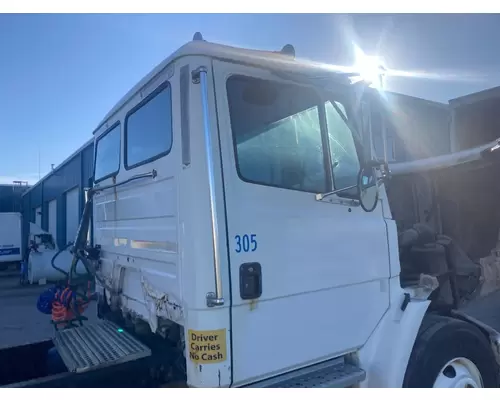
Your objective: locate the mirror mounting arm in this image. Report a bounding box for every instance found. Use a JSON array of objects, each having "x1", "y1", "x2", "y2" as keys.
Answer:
[
  {"x1": 315, "y1": 184, "x2": 357, "y2": 201},
  {"x1": 365, "y1": 159, "x2": 392, "y2": 179}
]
